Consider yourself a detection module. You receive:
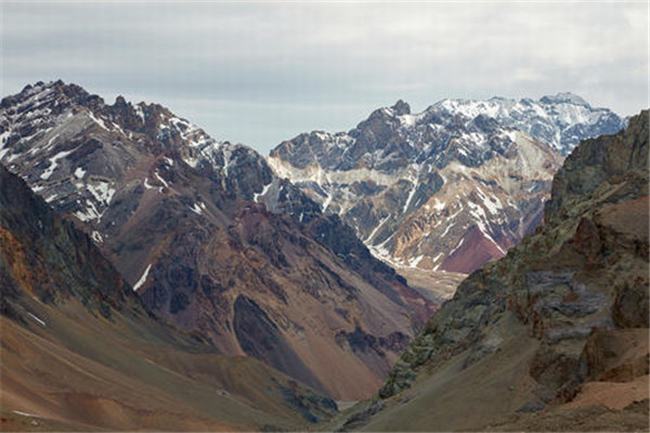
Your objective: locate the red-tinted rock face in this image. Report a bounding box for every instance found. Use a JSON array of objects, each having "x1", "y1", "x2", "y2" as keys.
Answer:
[{"x1": 440, "y1": 225, "x2": 506, "y2": 274}]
